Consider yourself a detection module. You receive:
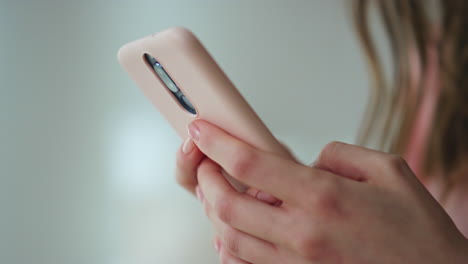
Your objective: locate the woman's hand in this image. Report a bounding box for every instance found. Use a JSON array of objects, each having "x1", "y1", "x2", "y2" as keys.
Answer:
[
  {"x1": 175, "y1": 125, "x2": 291, "y2": 204},
  {"x1": 176, "y1": 120, "x2": 468, "y2": 264}
]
